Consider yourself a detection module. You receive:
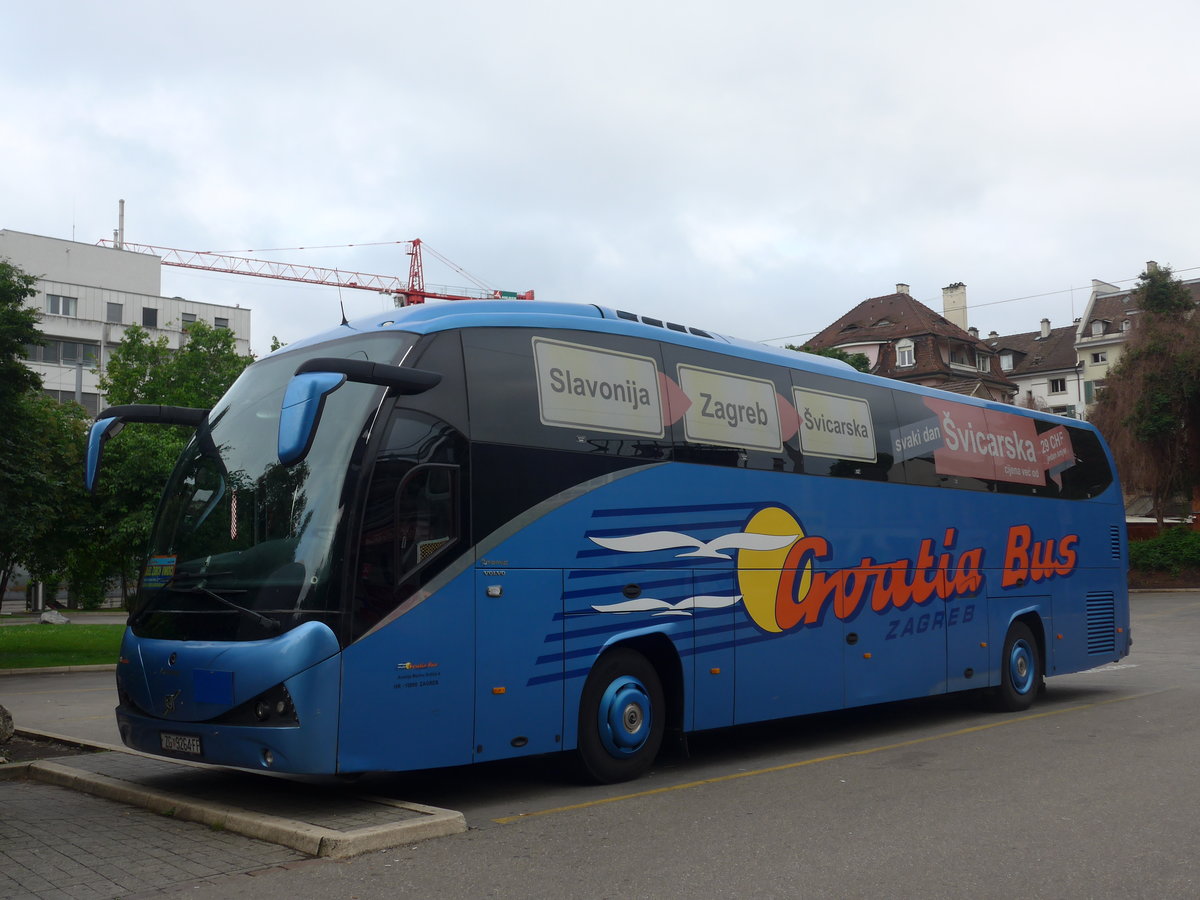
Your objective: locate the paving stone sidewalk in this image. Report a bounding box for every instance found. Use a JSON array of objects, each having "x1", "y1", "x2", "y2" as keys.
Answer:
[
  {"x1": 0, "y1": 775, "x2": 306, "y2": 900},
  {"x1": 0, "y1": 747, "x2": 465, "y2": 899}
]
